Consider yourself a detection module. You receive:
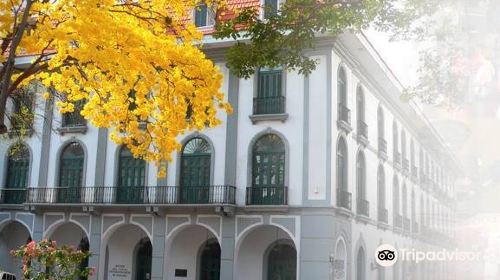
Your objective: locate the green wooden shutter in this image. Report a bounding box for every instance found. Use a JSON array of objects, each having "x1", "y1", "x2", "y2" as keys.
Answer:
[
  {"x1": 58, "y1": 142, "x2": 84, "y2": 203},
  {"x1": 117, "y1": 147, "x2": 146, "y2": 203},
  {"x1": 5, "y1": 145, "x2": 30, "y2": 204},
  {"x1": 180, "y1": 138, "x2": 211, "y2": 203}
]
